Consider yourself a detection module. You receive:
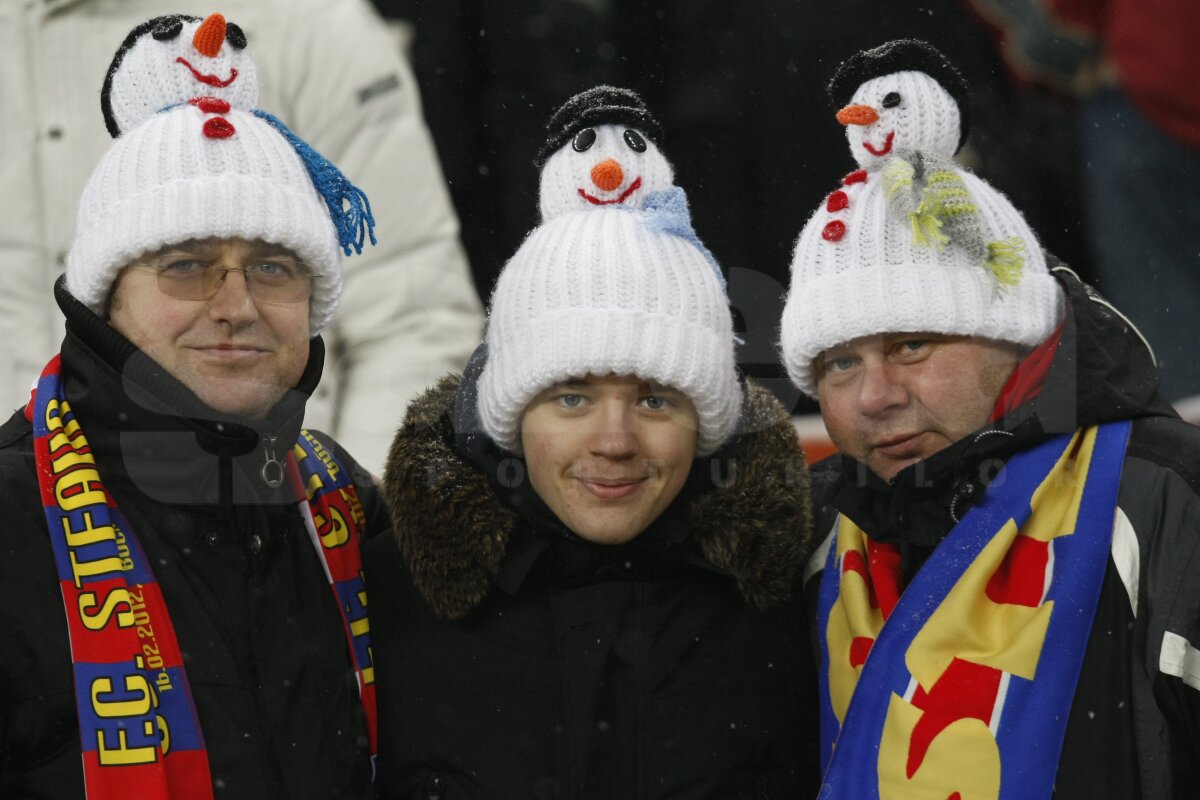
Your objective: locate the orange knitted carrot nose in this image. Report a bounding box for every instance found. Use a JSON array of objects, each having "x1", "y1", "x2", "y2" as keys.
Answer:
[
  {"x1": 591, "y1": 159, "x2": 624, "y2": 192},
  {"x1": 835, "y1": 104, "x2": 879, "y2": 126},
  {"x1": 193, "y1": 13, "x2": 227, "y2": 58}
]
